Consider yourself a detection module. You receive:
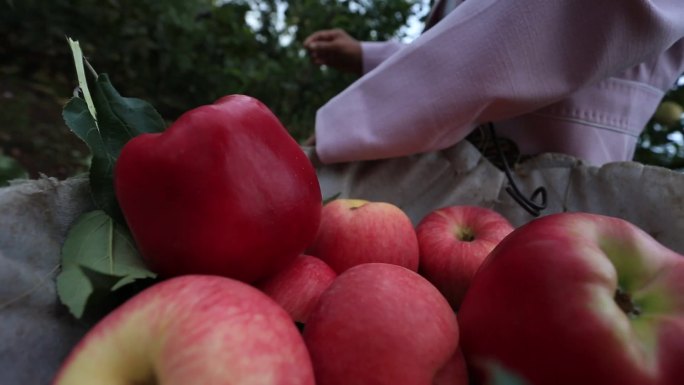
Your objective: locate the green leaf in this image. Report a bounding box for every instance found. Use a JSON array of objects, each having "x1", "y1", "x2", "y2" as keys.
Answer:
[
  {"x1": 96, "y1": 74, "x2": 166, "y2": 136},
  {"x1": 79, "y1": 267, "x2": 158, "y2": 325},
  {"x1": 64, "y1": 39, "x2": 166, "y2": 222},
  {"x1": 67, "y1": 37, "x2": 98, "y2": 122},
  {"x1": 89, "y1": 74, "x2": 166, "y2": 222},
  {"x1": 91, "y1": 74, "x2": 165, "y2": 158},
  {"x1": 63, "y1": 96, "x2": 121, "y2": 222},
  {"x1": 62, "y1": 97, "x2": 104, "y2": 153},
  {"x1": 56, "y1": 210, "x2": 157, "y2": 320}
]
